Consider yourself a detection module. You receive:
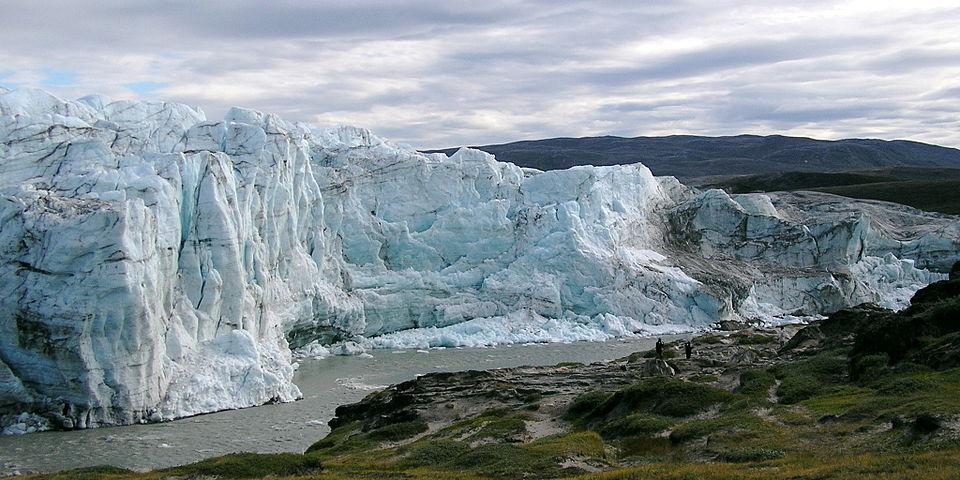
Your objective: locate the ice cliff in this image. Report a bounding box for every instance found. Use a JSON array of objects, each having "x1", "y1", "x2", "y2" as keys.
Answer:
[{"x1": 1, "y1": 88, "x2": 958, "y2": 431}]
